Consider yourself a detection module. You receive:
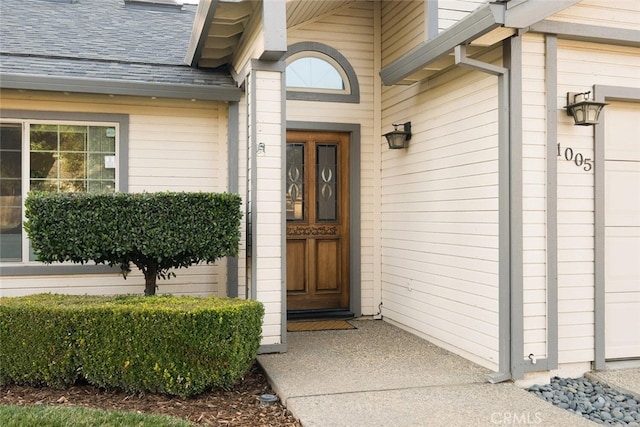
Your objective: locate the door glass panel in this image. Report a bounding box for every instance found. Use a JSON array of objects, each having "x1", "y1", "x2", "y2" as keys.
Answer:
[
  {"x1": 286, "y1": 143, "x2": 305, "y2": 221},
  {"x1": 316, "y1": 144, "x2": 337, "y2": 222},
  {"x1": 0, "y1": 123, "x2": 23, "y2": 261}
]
